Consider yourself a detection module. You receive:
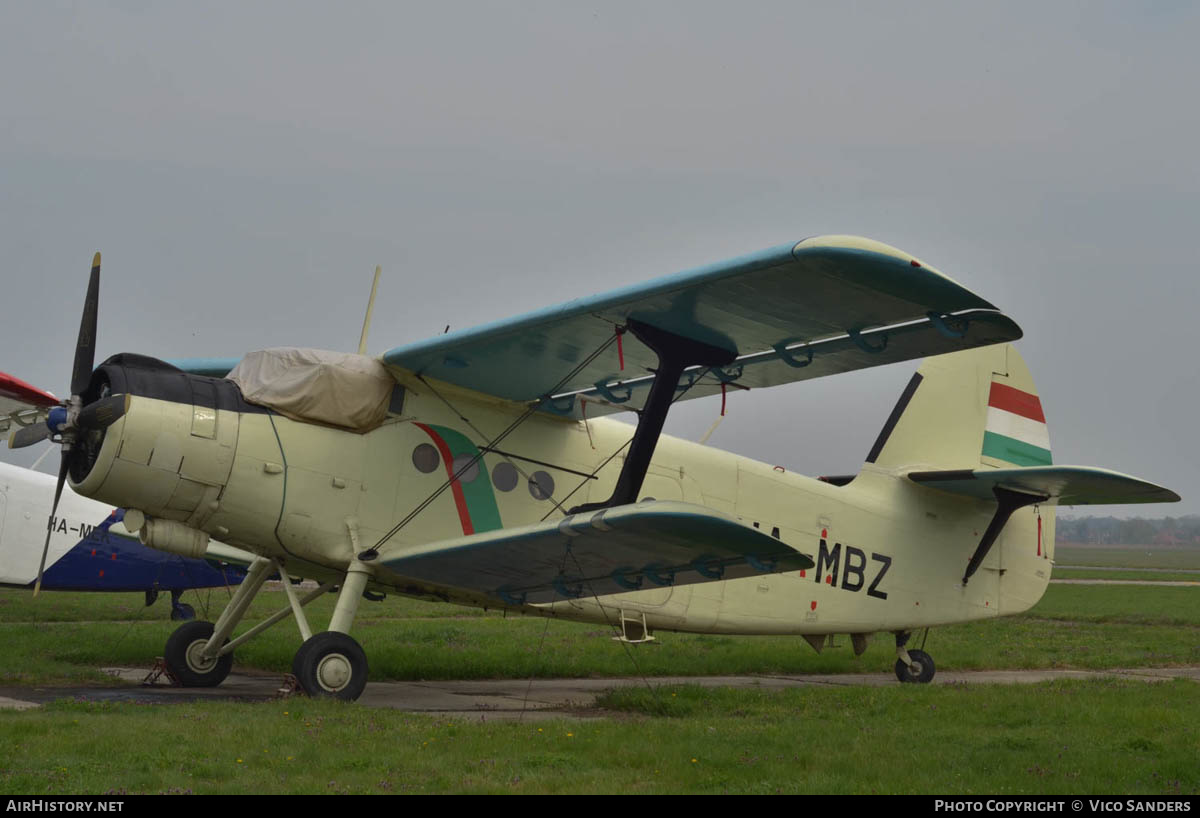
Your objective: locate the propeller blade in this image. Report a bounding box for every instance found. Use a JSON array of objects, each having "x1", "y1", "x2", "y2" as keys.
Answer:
[
  {"x1": 76, "y1": 393, "x2": 130, "y2": 431},
  {"x1": 8, "y1": 423, "x2": 51, "y2": 449},
  {"x1": 33, "y1": 454, "x2": 70, "y2": 597},
  {"x1": 70, "y1": 252, "x2": 101, "y2": 397}
]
